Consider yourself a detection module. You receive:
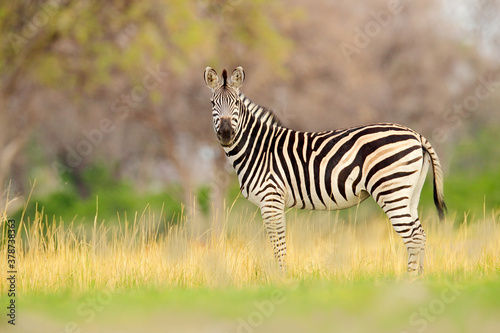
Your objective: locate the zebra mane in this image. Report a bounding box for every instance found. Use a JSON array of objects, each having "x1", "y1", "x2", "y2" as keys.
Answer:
[
  {"x1": 222, "y1": 69, "x2": 228, "y2": 86},
  {"x1": 239, "y1": 93, "x2": 284, "y2": 128}
]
